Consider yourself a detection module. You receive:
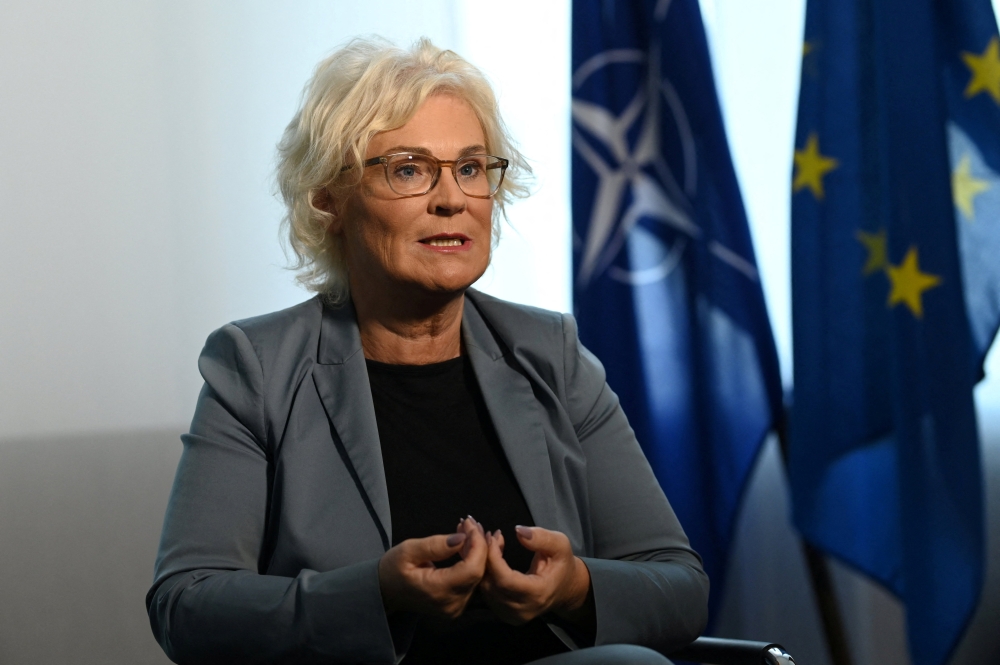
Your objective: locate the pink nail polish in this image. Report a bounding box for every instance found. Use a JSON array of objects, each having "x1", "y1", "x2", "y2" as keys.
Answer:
[
  {"x1": 446, "y1": 532, "x2": 467, "y2": 547},
  {"x1": 515, "y1": 525, "x2": 533, "y2": 540}
]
